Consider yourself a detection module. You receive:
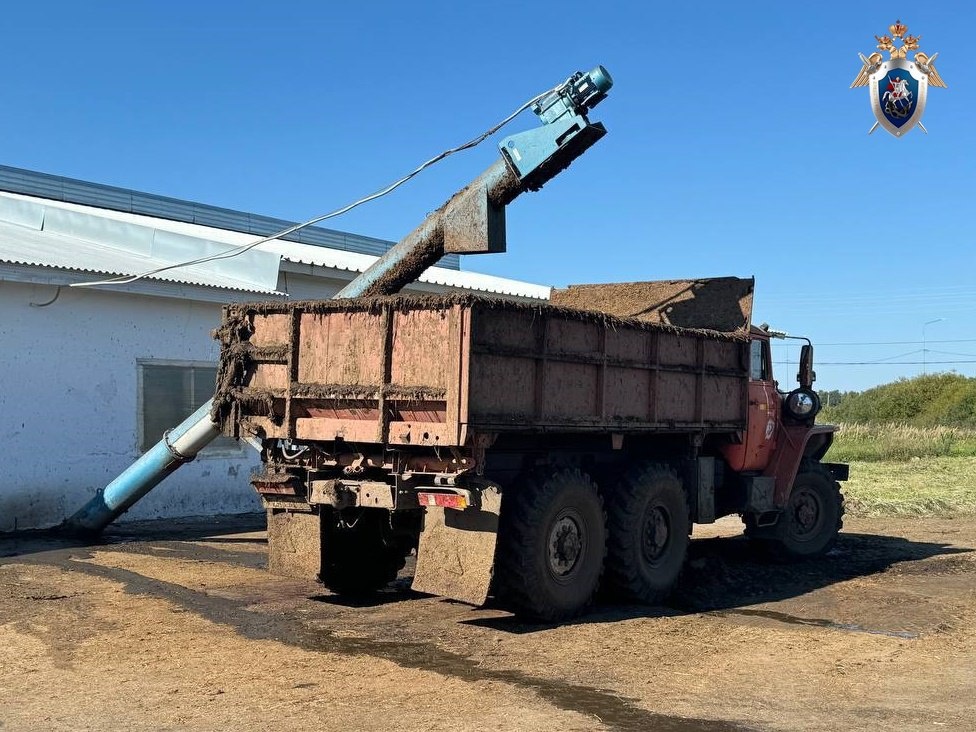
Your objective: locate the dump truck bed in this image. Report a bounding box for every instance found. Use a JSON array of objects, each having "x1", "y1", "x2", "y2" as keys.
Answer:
[{"x1": 214, "y1": 294, "x2": 750, "y2": 446}]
